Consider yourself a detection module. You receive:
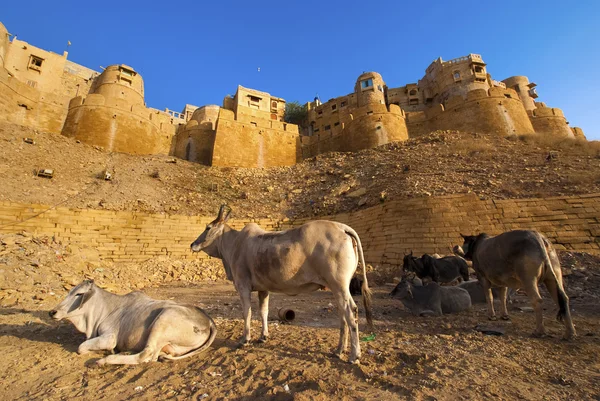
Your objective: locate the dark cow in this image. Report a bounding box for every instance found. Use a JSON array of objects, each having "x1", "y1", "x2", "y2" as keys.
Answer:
[
  {"x1": 460, "y1": 230, "x2": 576, "y2": 339},
  {"x1": 403, "y1": 252, "x2": 470, "y2": 284},
  {"x1": 390, "y1": 279, "x2": 471, "y2": 316}
]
